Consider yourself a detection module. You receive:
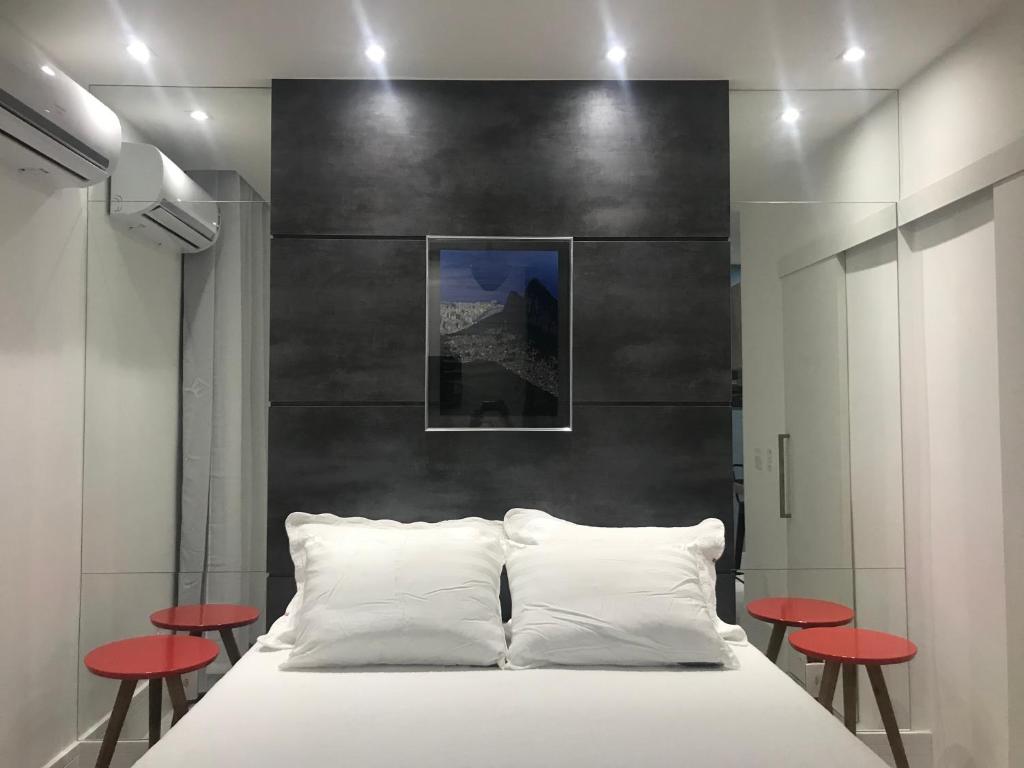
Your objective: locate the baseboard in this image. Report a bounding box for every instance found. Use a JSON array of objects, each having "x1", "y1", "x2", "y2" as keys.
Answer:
[
  {"x1": 42, "y1": 680, "x2": 176, "y2": 768},
  {"x1": 42, "y1": 729, "x2": 172, "y2": 768},
  {"x1": 71, "y1": 739, "x2": 151, "y2": 768},
  {"x1": 43, "y1": 739, "x2": 143, "y2": 768},
  {"x1": 801, "y1": 661, "x2": 932, "y2": 767},
  {"x1": 859, "y1": 730, "x2": 932, "y2": 767},
  {"x1": 40, "y1": 740, "x2": 78, "y2": 768},
  {"x1": 80, "y1": 676, "x2": 197, "y2": 742}
]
